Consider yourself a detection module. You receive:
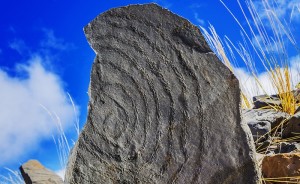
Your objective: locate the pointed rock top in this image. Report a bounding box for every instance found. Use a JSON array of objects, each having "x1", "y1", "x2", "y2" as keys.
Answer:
[
  {"x1": 20, "y1": 160, "x2": 63, "y2": 184},
  {"x1": 22, "y1": 160, "x2": 45, "y2": 170}
]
